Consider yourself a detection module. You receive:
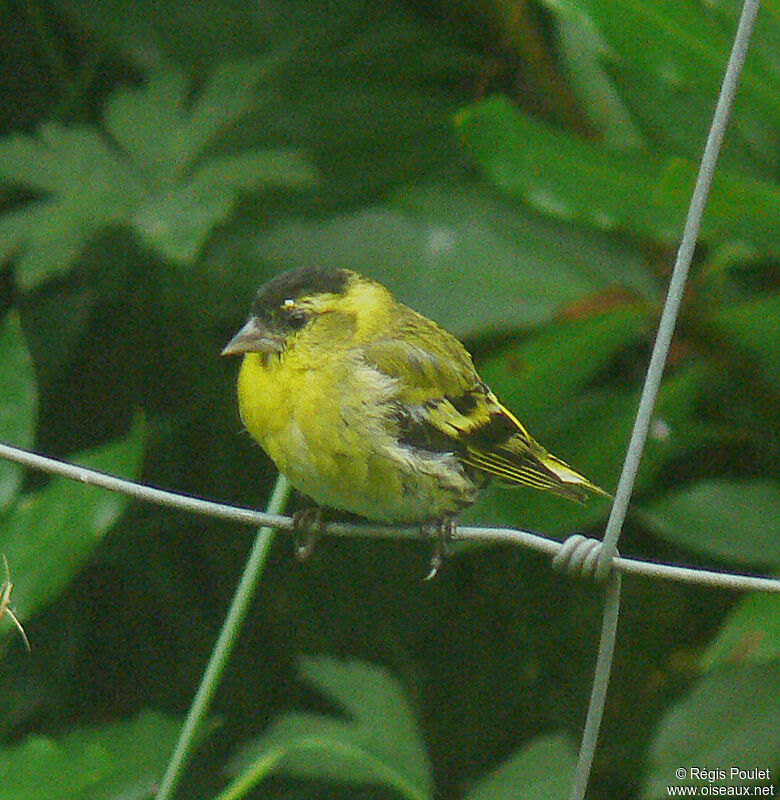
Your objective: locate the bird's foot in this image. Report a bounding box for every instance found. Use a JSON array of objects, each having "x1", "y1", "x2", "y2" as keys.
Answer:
[
  {"x1": 421, "y1": 516, "x2": 458, "y2": 581},
  {"x1": 292, "y1": 507, "x2": 325, "y2": 560}
]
